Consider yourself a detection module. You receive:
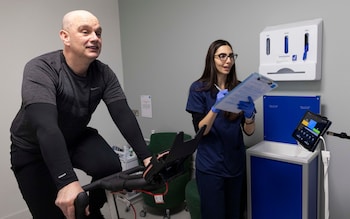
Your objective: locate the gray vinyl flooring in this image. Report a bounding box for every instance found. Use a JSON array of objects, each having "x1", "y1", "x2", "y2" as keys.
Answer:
[{"x1": 101, "y1": 194, "x2": 191, "y2": 219}]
